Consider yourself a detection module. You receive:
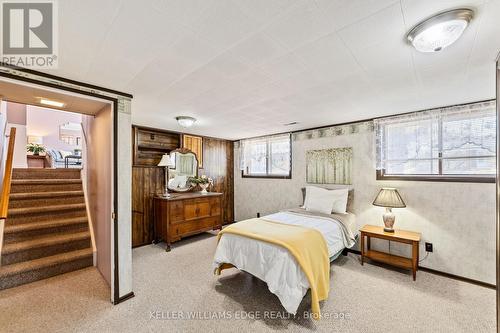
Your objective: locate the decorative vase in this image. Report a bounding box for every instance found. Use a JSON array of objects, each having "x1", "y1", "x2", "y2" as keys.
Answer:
[{"x1": 199, "y1": 183, "x2": 209, "y2": 194}]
